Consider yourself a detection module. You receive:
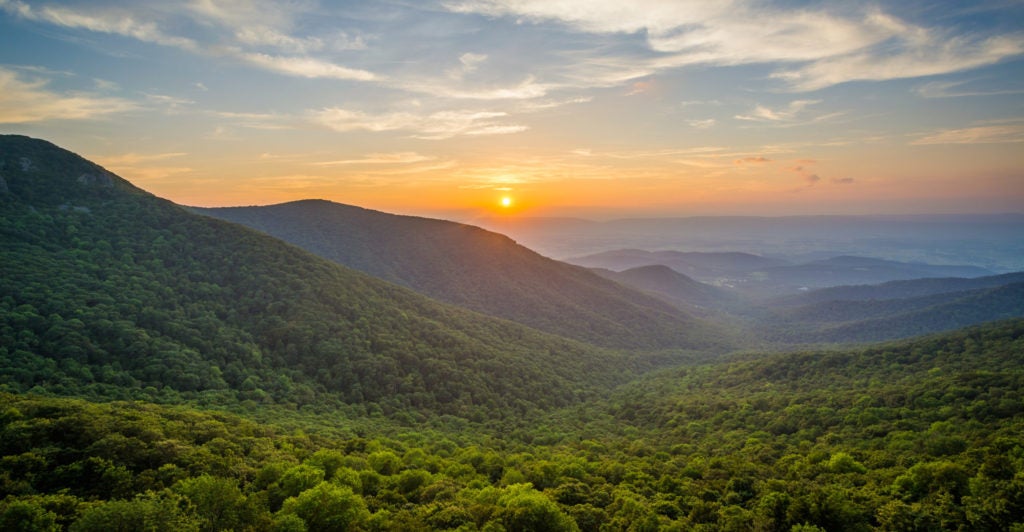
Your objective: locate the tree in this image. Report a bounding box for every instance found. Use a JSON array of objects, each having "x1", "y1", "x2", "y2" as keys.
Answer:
[
  {"x1": 278, "y1": 482, "x2": 369, "y2": 532},
  {"x1": 497, "y1": 483, "x2": 579, "y2": 532}
]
